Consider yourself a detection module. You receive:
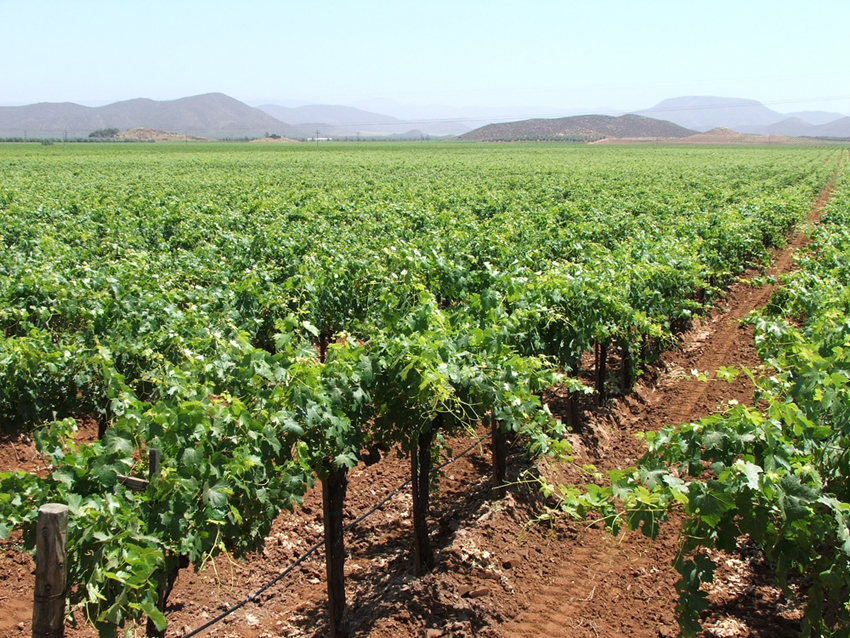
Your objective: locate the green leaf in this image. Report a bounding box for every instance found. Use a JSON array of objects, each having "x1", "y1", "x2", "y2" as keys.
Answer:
[
  {"x1": 334, "y1": 452, "x2": 358, "y2": 469},
  {"x1": 688, "y1": 481, "x2": 734, "y2": 527},
  {"x1": 733, "y1": 459, "x2": 762, "y2": 490},
  {"x1": 778, "y1": 474, "x2": 817, "y2": 523},
  {"x1": 302, "y1": 321, "x2": 320, "y2": 337},
  {"x1": 181, "y1": 447, "x2": 199, "y2": 468},
  {"x1": 203, "y1": 480, "x2": 231, "y2": 509},
  {"x1": 716, "y1": 366, "x2": 741, "y2": 382},
  {"x1": 139, "y1": 602, "x2": 167, "y2": 631}
]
